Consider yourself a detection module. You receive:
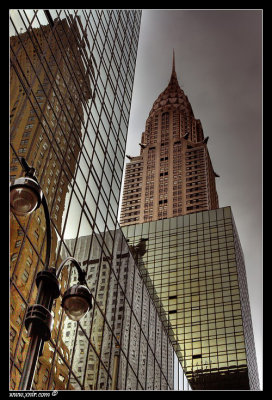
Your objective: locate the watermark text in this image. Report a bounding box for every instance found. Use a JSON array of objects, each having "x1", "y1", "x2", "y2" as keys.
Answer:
[{"x1": 9, "y1": 391, "x2": 58, "y2": 398}]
